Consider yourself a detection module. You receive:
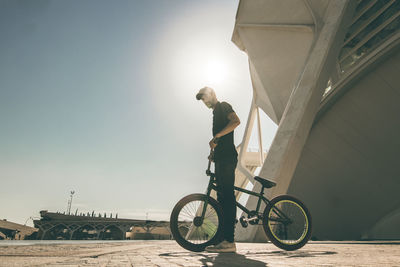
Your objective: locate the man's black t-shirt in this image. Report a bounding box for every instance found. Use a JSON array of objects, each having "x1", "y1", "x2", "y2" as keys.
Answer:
[{"x1": 213, "y1": 101, "x2": 238, "y2": 162}]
